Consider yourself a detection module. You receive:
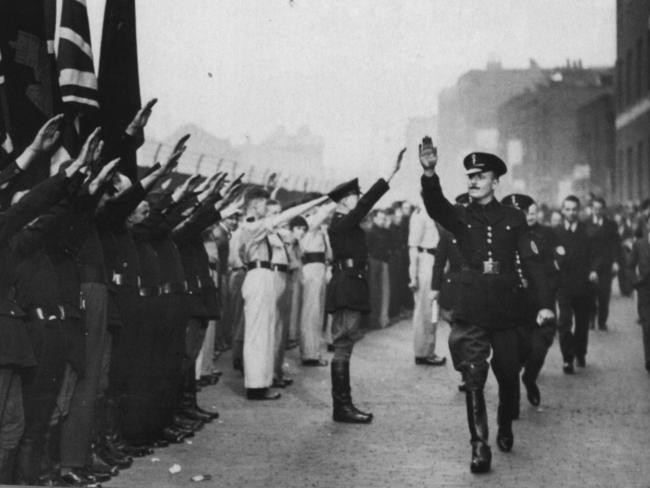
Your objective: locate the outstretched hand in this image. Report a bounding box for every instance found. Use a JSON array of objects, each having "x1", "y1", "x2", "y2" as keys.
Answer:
[
  {"x1": 29, "y1": 114, "x2": 64, "y2": 153},
  {"x1": 126, "y1": 98, "x2": 157, "y2": 135},
  {"x1": 65, "y1": 128, "x2": 102, "y2": 176},
  {"x1": 386, "y1": 147, "x2": 406, "y2": 183},
  {"x1": 419, "y1": 143, "x2": 437, "y2": 173}
]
